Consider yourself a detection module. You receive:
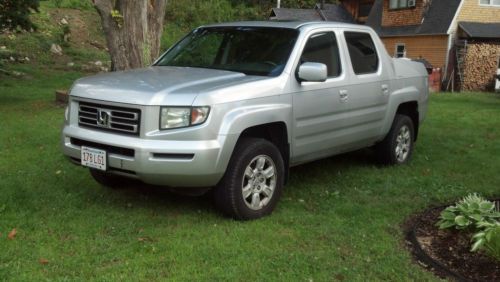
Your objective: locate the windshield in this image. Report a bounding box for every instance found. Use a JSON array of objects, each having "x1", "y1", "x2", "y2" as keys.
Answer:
[{"x1": 155, "y1": 27, "x2": 299, "y2": 77}]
